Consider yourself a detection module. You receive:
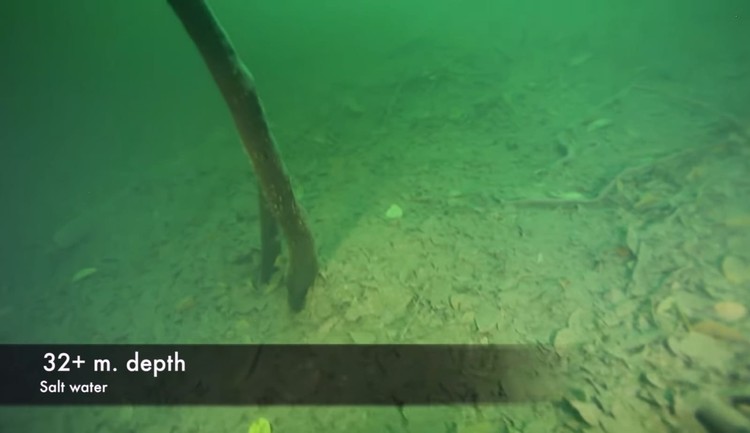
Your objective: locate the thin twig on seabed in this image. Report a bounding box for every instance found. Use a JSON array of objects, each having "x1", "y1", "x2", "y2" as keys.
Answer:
[{"x1": 503, "y1": 144, "x2": 710, "y2": 207}]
